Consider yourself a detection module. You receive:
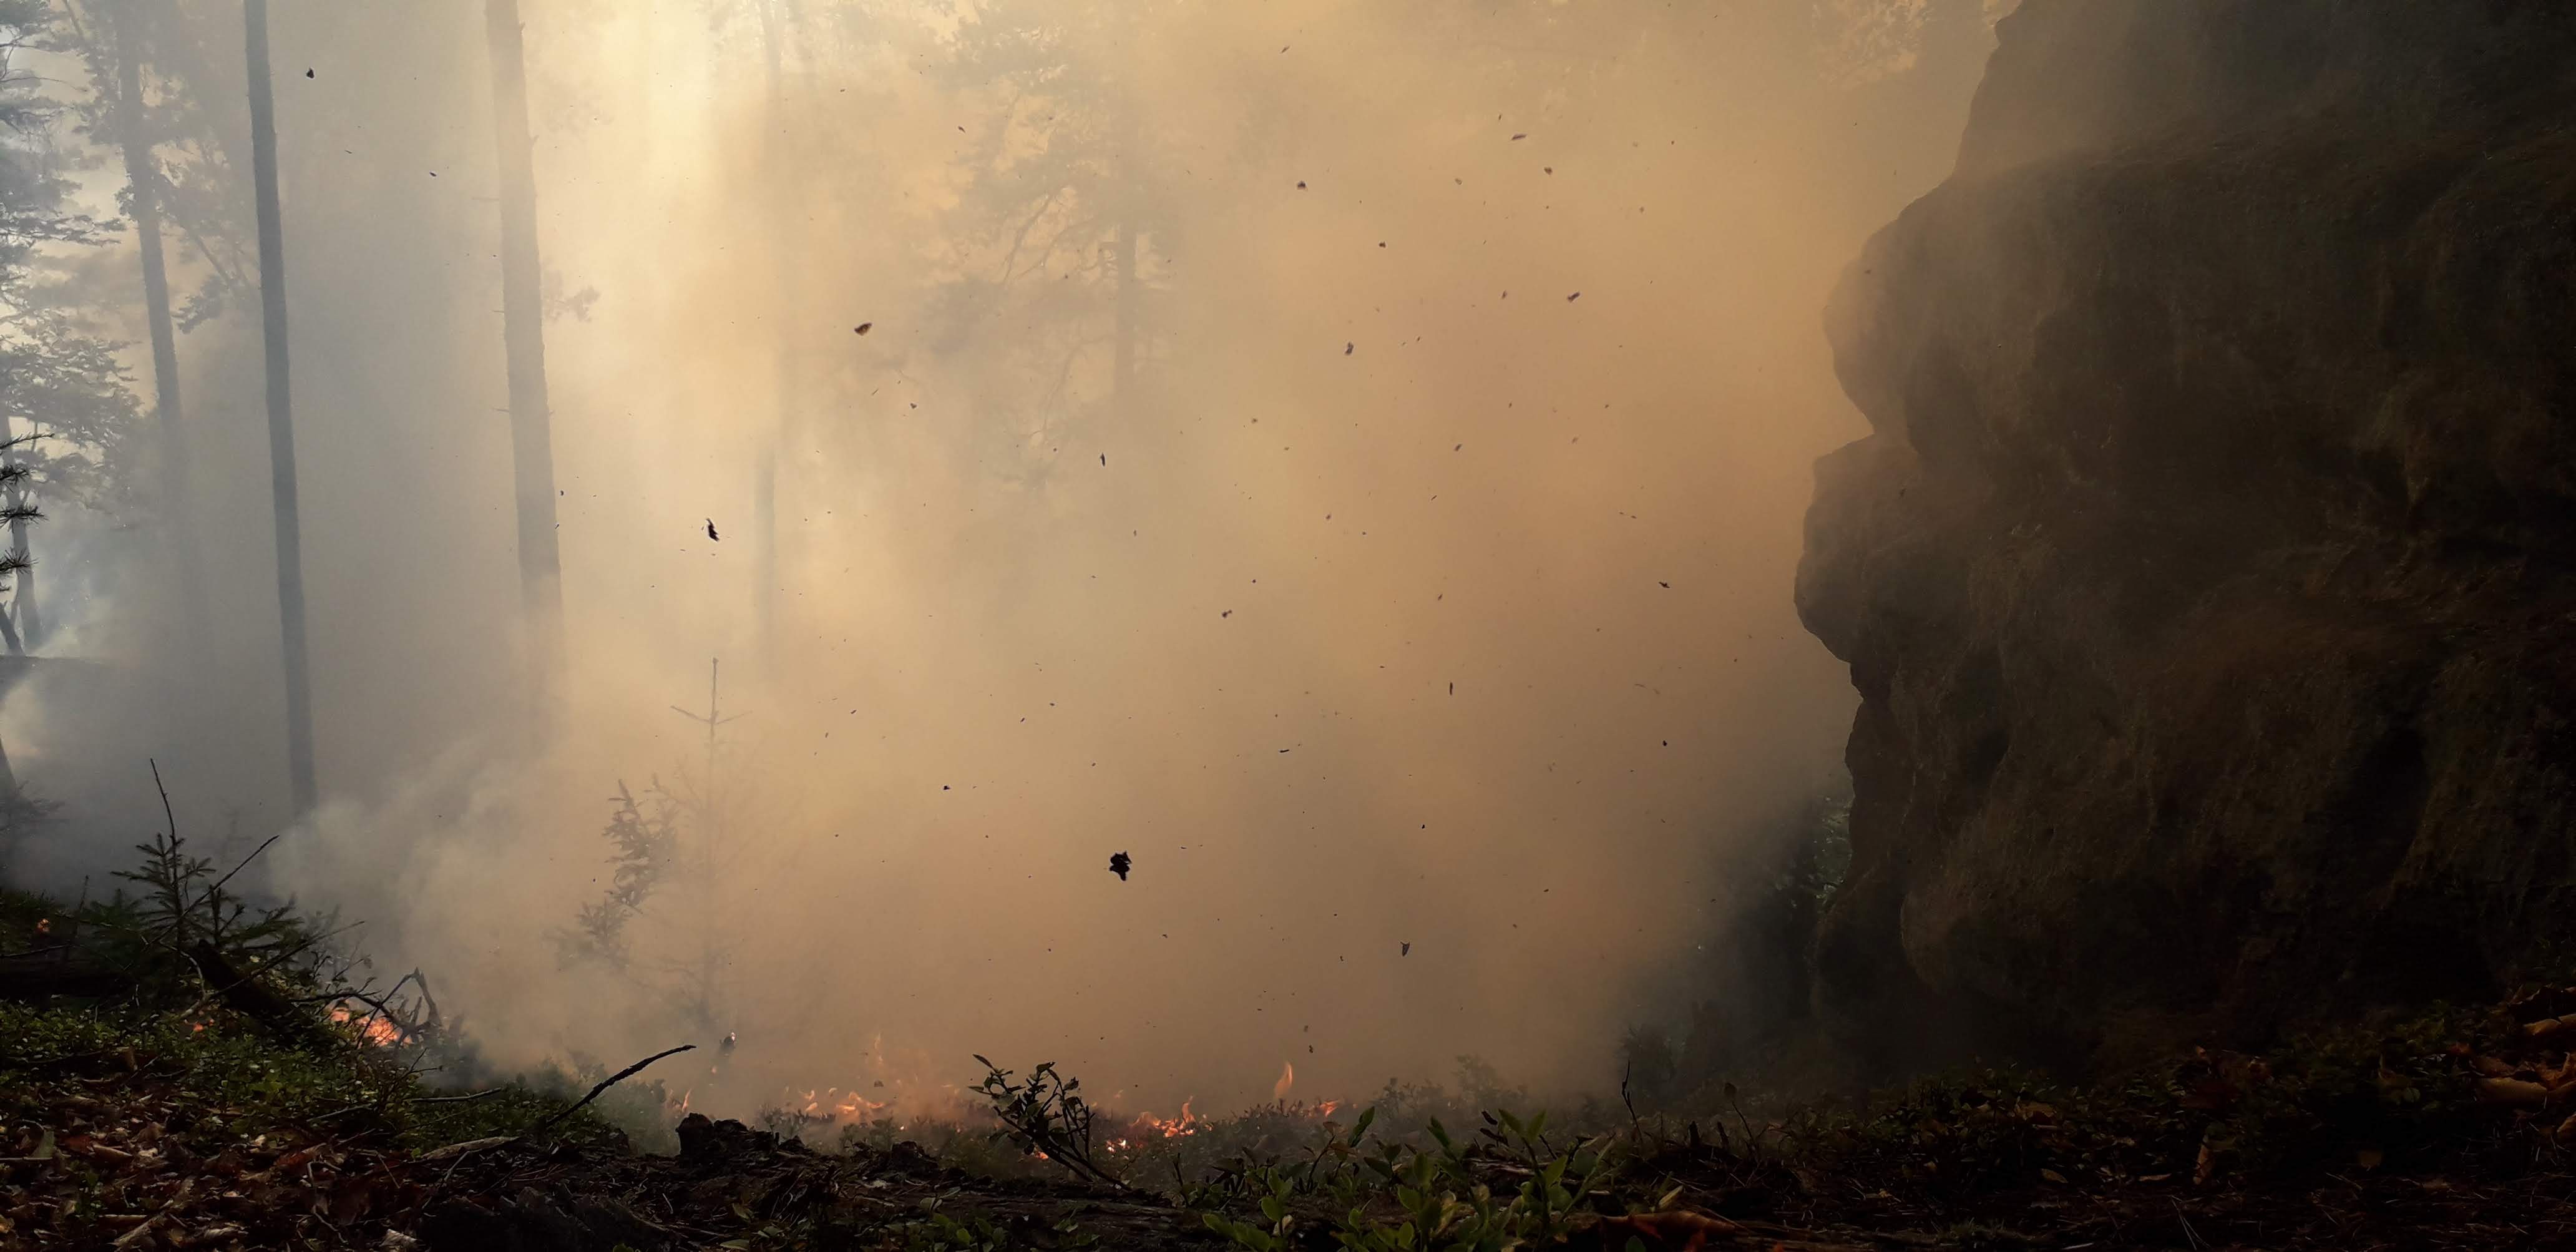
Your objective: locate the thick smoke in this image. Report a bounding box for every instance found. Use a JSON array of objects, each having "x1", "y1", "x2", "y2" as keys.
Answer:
[{"x1": 4, "y1": 1, "x2": 1989, "y2": 1116}]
